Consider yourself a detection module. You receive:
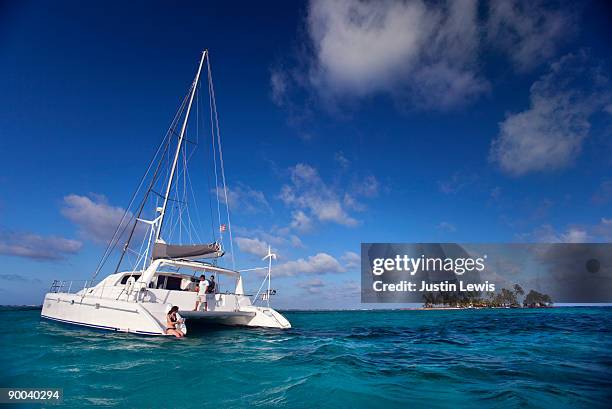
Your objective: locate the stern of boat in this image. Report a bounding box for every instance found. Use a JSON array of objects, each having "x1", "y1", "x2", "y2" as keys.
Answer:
[{"x1": 242, "y1": 306, "x2": 291, "y2": 329}]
